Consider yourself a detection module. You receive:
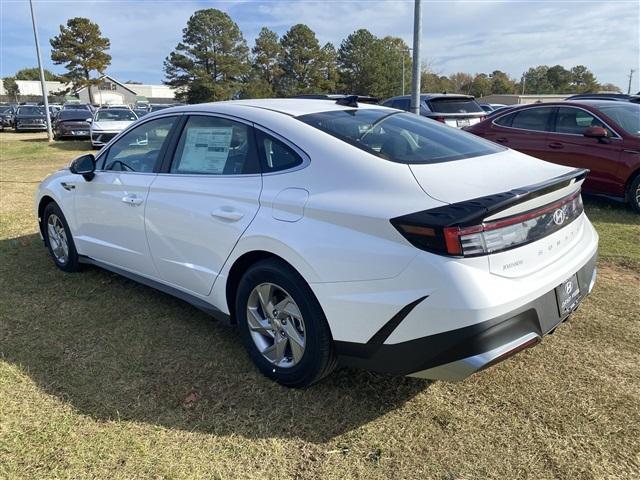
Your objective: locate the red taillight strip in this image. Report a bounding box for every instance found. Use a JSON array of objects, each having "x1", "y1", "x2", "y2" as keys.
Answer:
[{"x1": 458, "y1": 190, "x2": 581, "y2": 235}]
